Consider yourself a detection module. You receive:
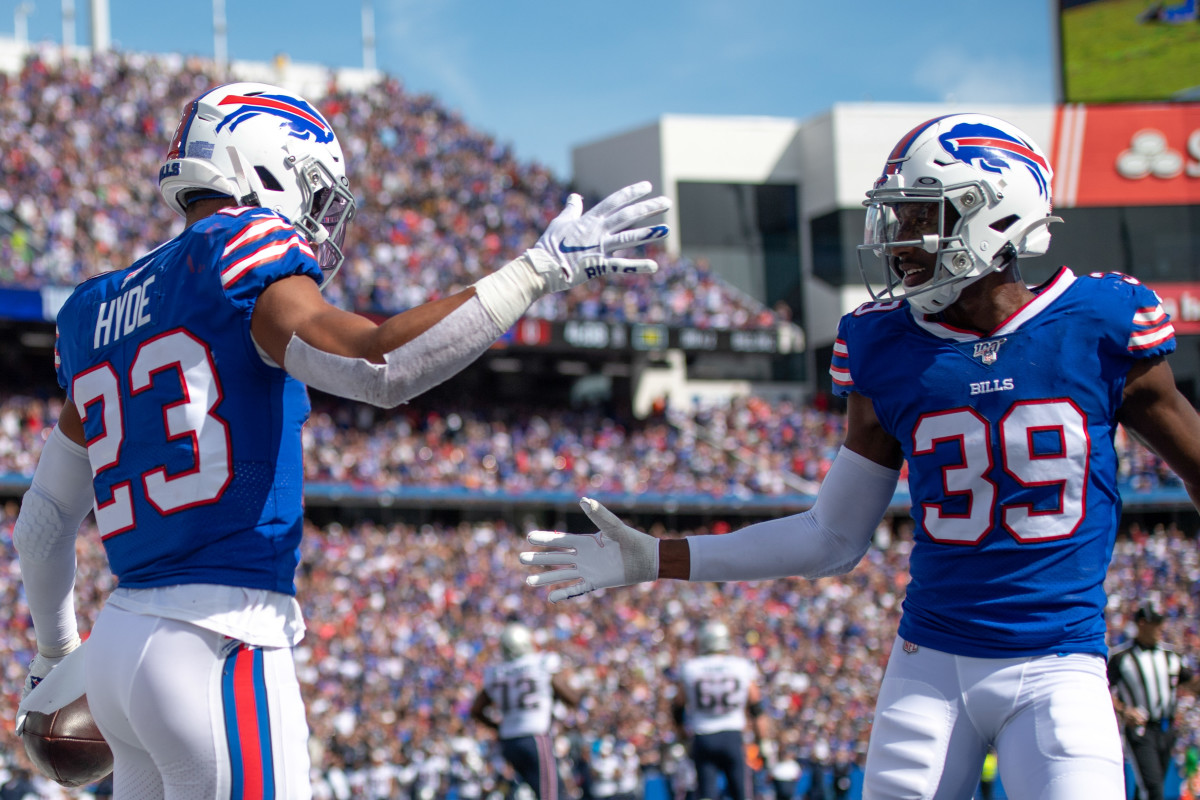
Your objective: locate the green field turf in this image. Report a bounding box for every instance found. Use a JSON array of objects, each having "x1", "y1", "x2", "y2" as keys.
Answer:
[{"x1": 1061, "y1": 0, "x2": 1200, "y2": 102}]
